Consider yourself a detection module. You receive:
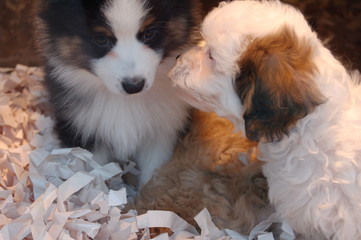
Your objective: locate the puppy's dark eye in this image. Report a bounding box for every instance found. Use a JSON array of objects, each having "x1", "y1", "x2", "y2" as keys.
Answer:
[
  {"x1": 93, "y1": 34, "x2": 110, "y2": 47},
  {"x1": 142, "y1": 26, "x2": 158, "y2": 42},
  {"x1": 208, "y1": 50, "x2": 214, "y2": 60}
]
